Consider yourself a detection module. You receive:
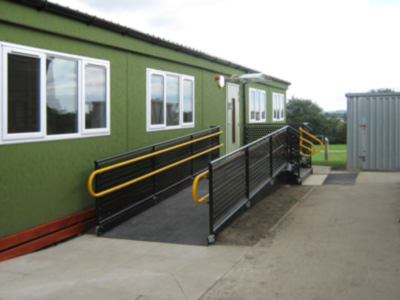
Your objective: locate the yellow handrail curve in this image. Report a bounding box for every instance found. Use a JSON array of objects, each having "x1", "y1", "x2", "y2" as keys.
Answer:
[
  {"x1": 192, "y1": 170, "x2": 209, "y2": 204},
  {"x1": 299, "y1": 127, "x2": 324, "y2": 158},
  {"x1": 88, "y1": 130, "x2": 223, "y2": 197}
]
